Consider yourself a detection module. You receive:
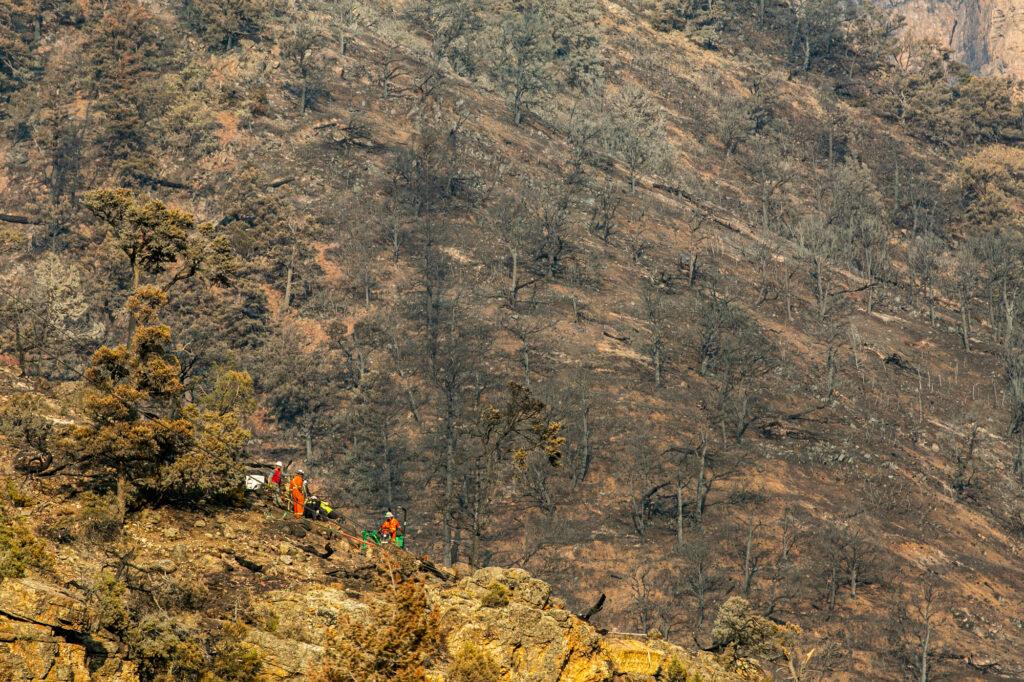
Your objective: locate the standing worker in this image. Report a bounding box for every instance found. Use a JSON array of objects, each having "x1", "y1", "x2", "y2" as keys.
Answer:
[
  {"x1": 270, "y1": 461, "x2": 285, "y2": 509},
  {"x1": 379, "y1": 510, "x2": 401, "y2": 543},
  {"x1": 289, "y1": 469, "x2": 307, "y2": 519}
]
